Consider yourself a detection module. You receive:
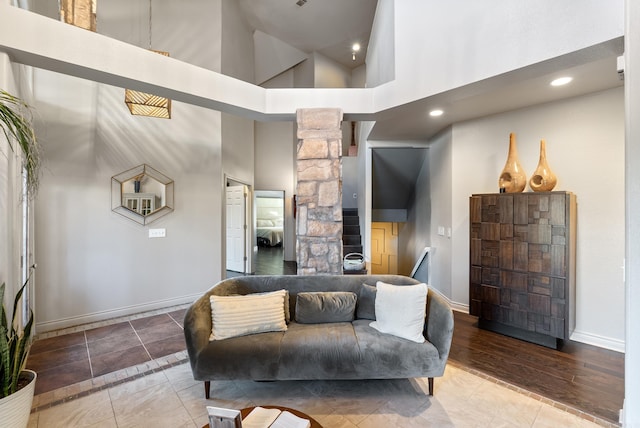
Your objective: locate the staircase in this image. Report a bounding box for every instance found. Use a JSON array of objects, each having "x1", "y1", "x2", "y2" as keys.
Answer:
[{"x1": 343, "y1": 208, "x2": 367, "y2": 274}]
